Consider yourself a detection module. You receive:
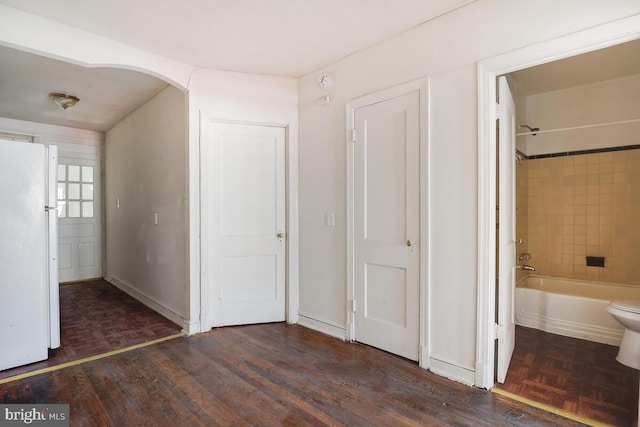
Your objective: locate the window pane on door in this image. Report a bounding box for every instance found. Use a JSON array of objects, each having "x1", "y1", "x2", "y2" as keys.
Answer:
[
  {"x1": 68, "y1": 183, "x2": 80, "y2": 199},
  {"x1": 58, "y1": 164, "x2": 66, "y2": 181},
  {"x1": 58, "y1": 164, "x2": 95, "y2": 218},
  {"x1": 82, "y1": 166, "x2": 93, "y2": 183},
  {"x1": 82, "y1": 202, "x2": 94, "y2": 218},
  {"x1": 68, "y1": 165, "x2": 80, "y2": 182},
  {"x1": 57, "y1": 183, "x2": 66, "y2": 200},
  {"x1": 82, "y1": 184, "x2": 93, "y2": 200}
]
